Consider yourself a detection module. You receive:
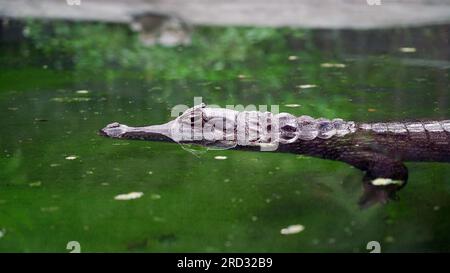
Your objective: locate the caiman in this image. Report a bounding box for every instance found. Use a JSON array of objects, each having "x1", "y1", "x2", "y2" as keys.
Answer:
[{"x1": 99, "y1": 103, "x2": 450, "y2": 207}]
